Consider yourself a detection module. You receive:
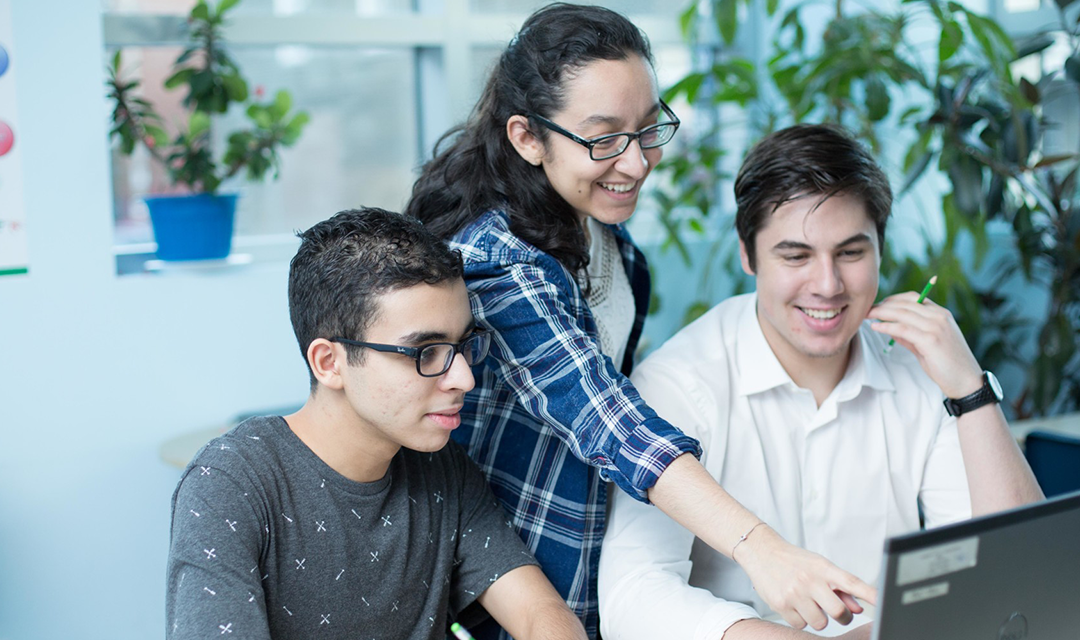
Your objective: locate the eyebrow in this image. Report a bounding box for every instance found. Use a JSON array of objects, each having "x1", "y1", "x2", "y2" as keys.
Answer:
[
  {"x1": 397, "y1": 321, "x2": 476, "y2": 345},
  {"x1": 577, "y1": 102, "x2": 661, "y2": 130},
  {"x1": 770, "y1": 233, "x2": 873, "y2": 253}
]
